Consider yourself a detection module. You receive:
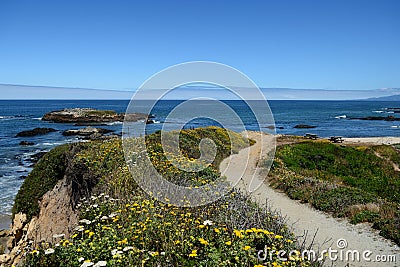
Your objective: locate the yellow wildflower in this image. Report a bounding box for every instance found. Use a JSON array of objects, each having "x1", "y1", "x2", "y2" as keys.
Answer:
[{"x1": 189, "y1": 250, "x2": 198, "y2": 257}]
